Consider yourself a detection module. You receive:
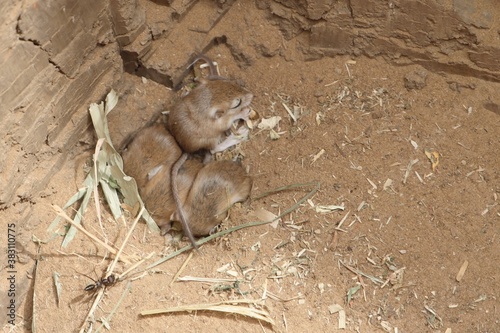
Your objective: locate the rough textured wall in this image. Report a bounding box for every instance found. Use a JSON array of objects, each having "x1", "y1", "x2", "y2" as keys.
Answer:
[
  {"x1": 0, "y1": 0, "x2": 147, "y2": 208},
  {"x1": 260, "y1": 0, "x2": 500, "y2": 82},
  {"x1": 1, "y1": 0, "x2": 499, "y2": 208}
]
